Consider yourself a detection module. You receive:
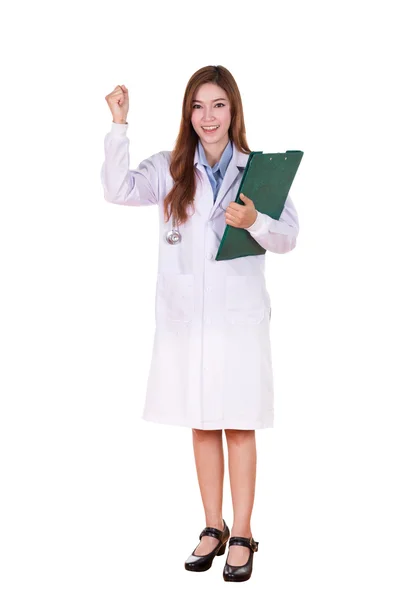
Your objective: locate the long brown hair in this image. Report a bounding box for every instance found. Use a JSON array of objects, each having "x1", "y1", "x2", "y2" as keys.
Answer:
[{"x1": 163, "y1": 65, "x2": 252, "y2": 226}]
